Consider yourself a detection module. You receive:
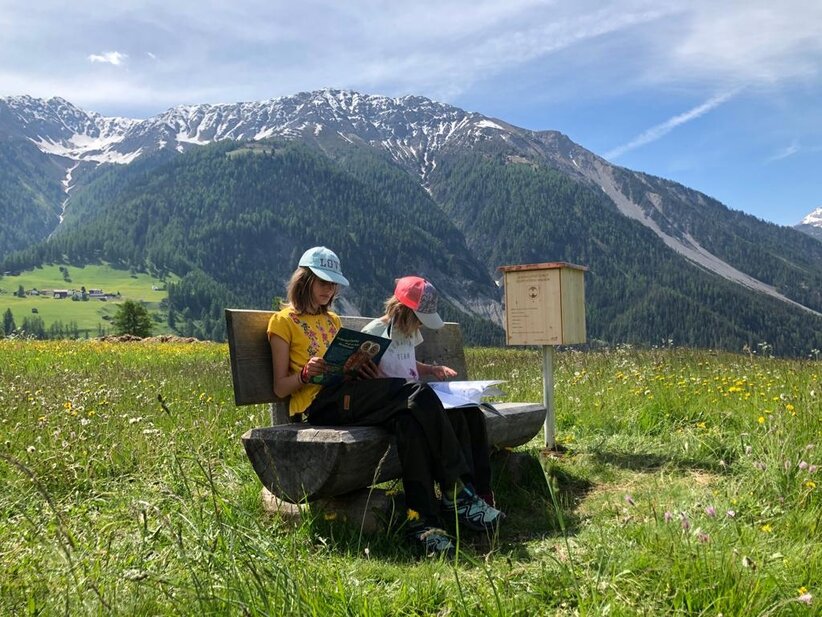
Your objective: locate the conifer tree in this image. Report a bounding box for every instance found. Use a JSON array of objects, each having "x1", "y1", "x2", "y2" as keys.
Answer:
[
  {"x1": 2, "y1": 308, "x2": 15, "y2": 335},
  {"x1": 112, "y1": 300, "x2": 153, "y2": 337}
]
